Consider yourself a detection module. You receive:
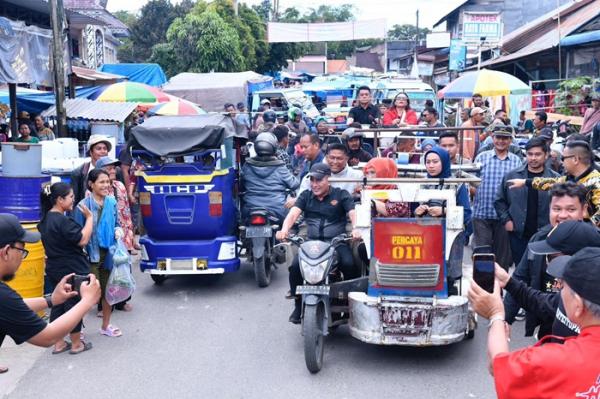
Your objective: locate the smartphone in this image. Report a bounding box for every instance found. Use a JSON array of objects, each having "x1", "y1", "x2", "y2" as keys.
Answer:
[
  {"x1": 68, "y1": 274, "x2": 91, "y2": 294},
  {"x1": 473, "y1": 253, "x2": 495, "y2": 293}
]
